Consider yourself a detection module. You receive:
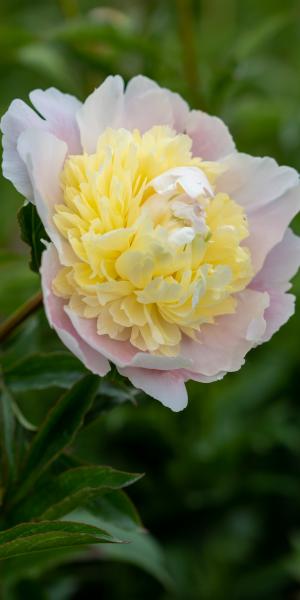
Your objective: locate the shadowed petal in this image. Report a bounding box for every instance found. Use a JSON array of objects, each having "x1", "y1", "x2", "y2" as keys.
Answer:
[{"x1": 118, "y1": 366, "x2": 188, "y2": 411}]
